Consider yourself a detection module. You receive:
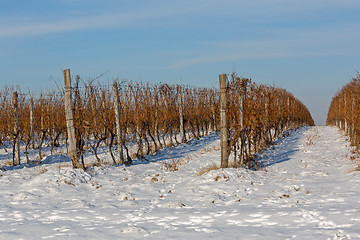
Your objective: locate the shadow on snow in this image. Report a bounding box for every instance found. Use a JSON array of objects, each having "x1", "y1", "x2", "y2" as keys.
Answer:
[
  {"x1": 256, "y1": 127, "x2": 308, "y2": 168},
  {"x1": 1, "y1": 154, "x2": 71, "y2": 172},
  {"x1": 130, "y1": 133, "x2": 220, "y2": 167},
  {"x1": 0, "y1": 133, "x2": 220, "y2": 172},
  {"x1": 1, "y1": 126, "x2": 307, "y2": 172}
]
